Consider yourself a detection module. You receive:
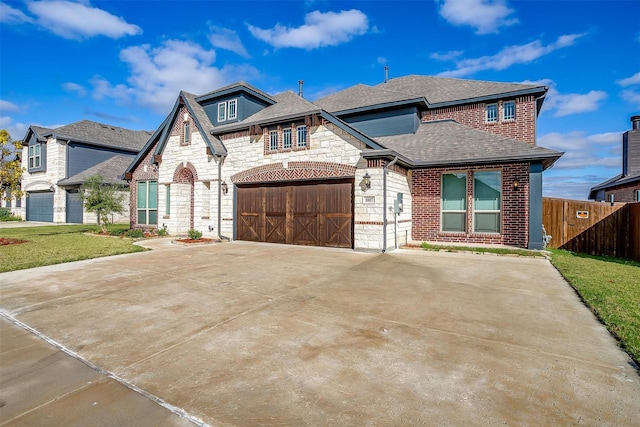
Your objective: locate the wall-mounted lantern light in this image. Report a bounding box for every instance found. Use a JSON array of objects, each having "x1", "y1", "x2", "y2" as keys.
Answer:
[
  {"x1": 221, "y1": 181, "x2": 228, "y2": 195},
  {"x1": 512, "y1": 179, "x2": 519, "y2": 189},
  {"x1": 360, "y1": 172, "x2": 371, "y2": 192}
]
